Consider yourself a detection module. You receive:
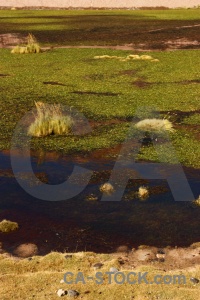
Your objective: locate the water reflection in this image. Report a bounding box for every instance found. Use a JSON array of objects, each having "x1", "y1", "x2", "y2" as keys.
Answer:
[{"x1": 0, "y1": 150, "x2": 200, "y2": 254}]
